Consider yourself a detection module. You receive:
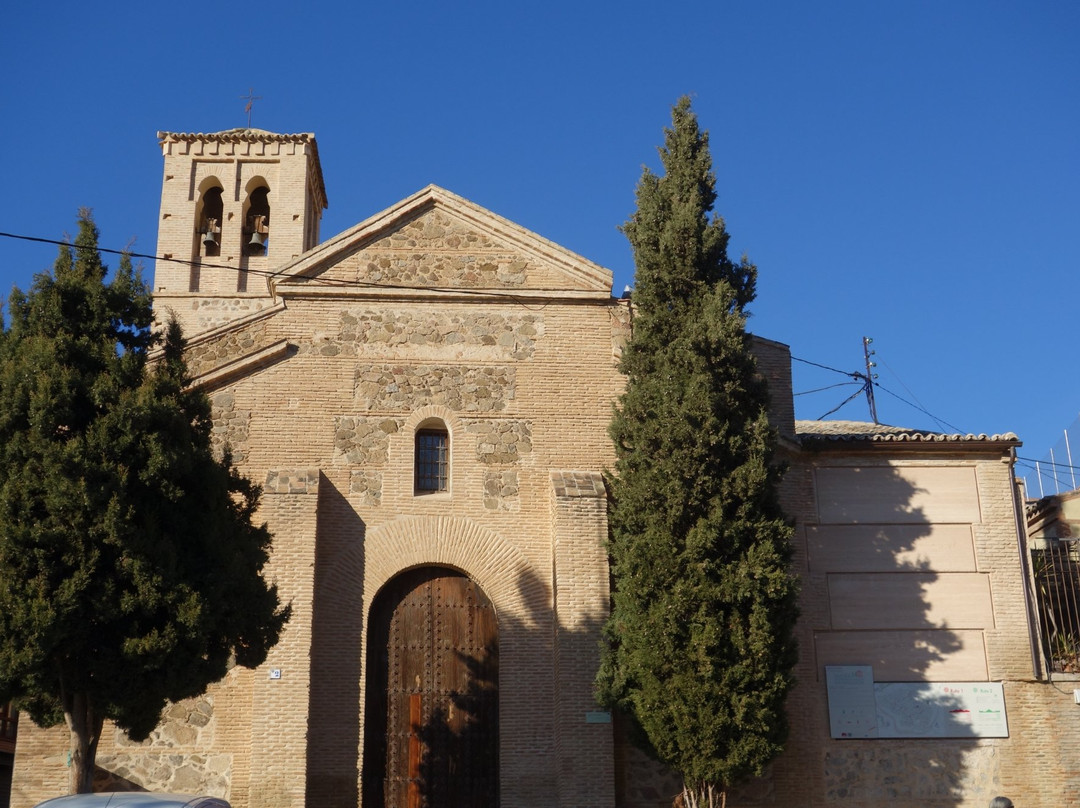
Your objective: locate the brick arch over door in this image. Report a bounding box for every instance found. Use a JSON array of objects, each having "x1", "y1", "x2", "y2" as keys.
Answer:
[
  {"x1": 364, "y1": 516, "x2": 542, "y2": 607},
  {"x1": 358, "y1": 516, "x2": 556, "y2": 805}
]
